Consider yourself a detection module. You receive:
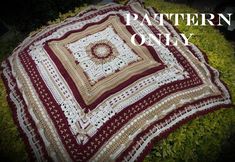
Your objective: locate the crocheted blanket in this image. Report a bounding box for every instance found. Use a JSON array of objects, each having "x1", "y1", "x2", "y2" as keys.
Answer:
[{"x1": 1, "y1": 1, "x2": 232, "y2": 162}]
